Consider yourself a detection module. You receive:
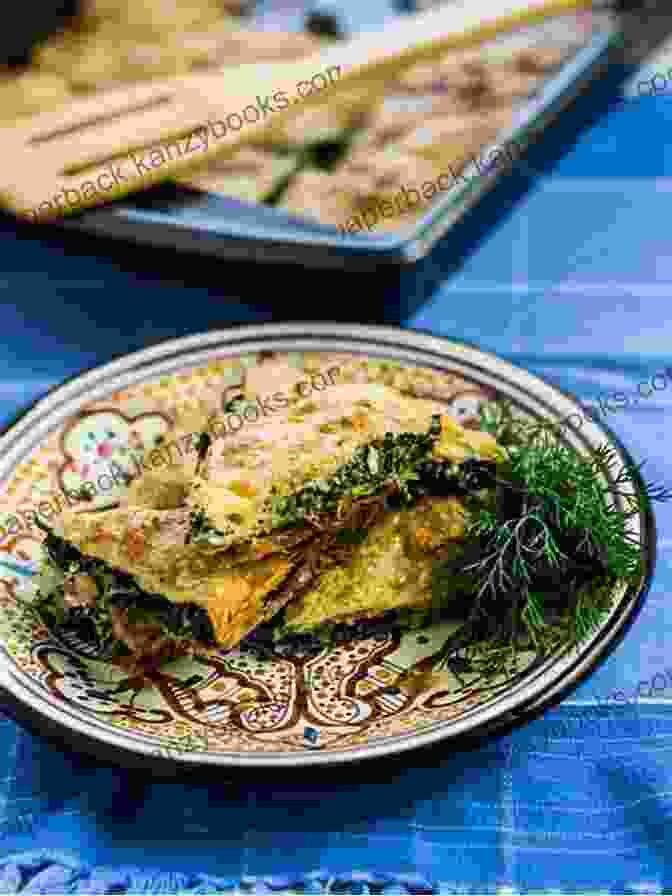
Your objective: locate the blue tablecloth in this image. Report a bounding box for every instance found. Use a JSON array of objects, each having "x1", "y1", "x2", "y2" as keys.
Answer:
[{"x1": 1, "y1": 27, "x2": 672, "y2": 895}]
